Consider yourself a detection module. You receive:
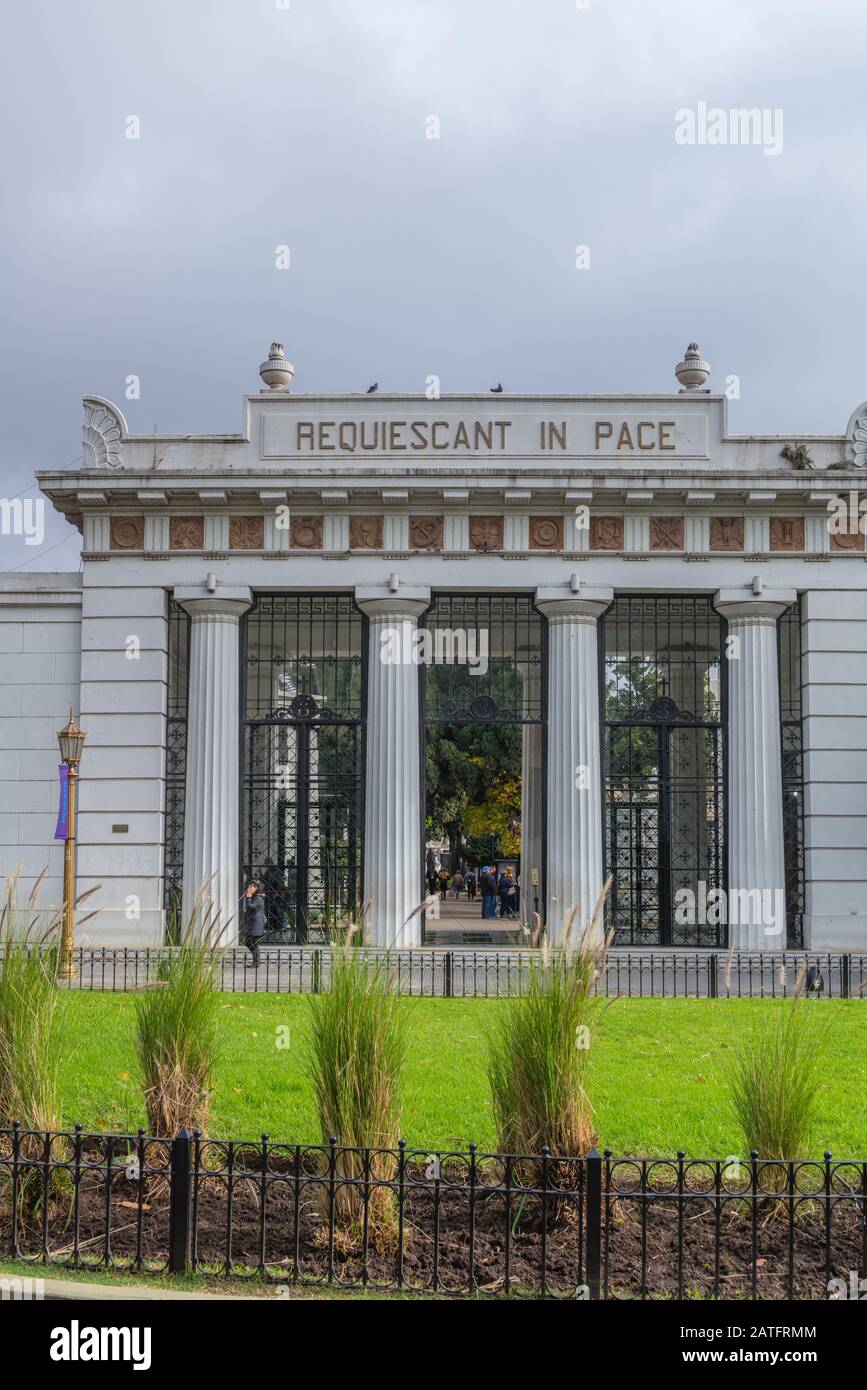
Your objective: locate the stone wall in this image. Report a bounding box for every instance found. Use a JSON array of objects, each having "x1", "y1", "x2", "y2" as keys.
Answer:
[
  {"x1": 0, "y1": 574, "x2": 82, "y2": 917},
  {"x1": 802, "y1": 589, "x2": 867, "y2": 948}
]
